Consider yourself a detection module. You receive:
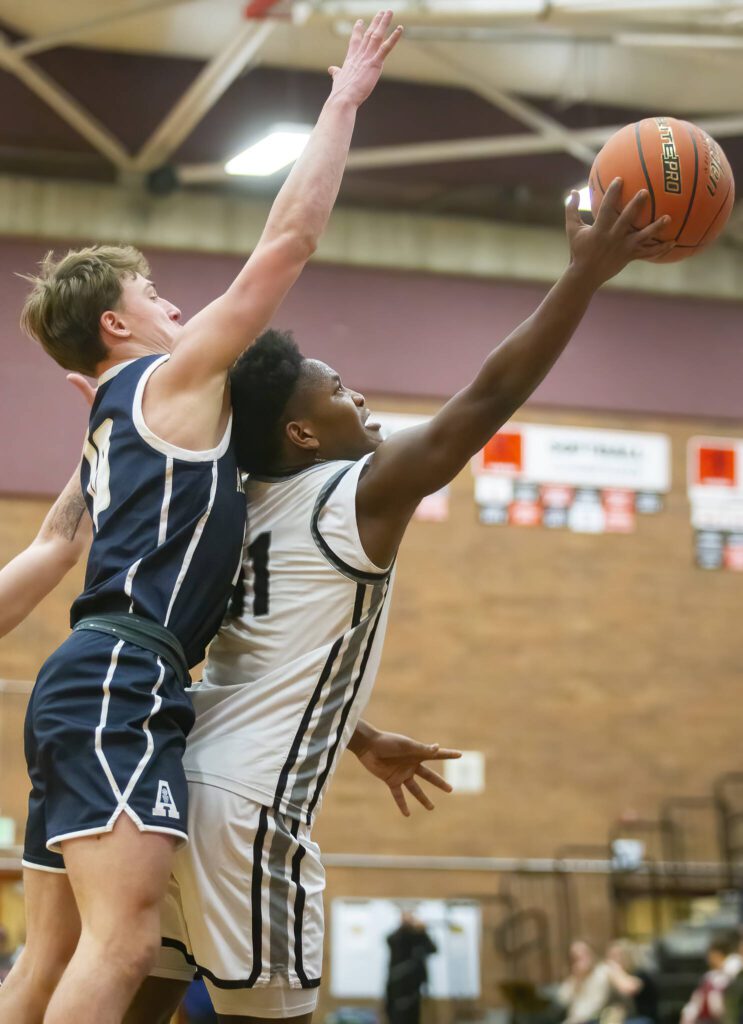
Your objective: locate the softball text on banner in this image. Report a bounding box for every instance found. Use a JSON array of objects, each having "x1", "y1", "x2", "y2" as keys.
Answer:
[{"x1": 473, "y1": 423, "x2": 671, "y2": 533}]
